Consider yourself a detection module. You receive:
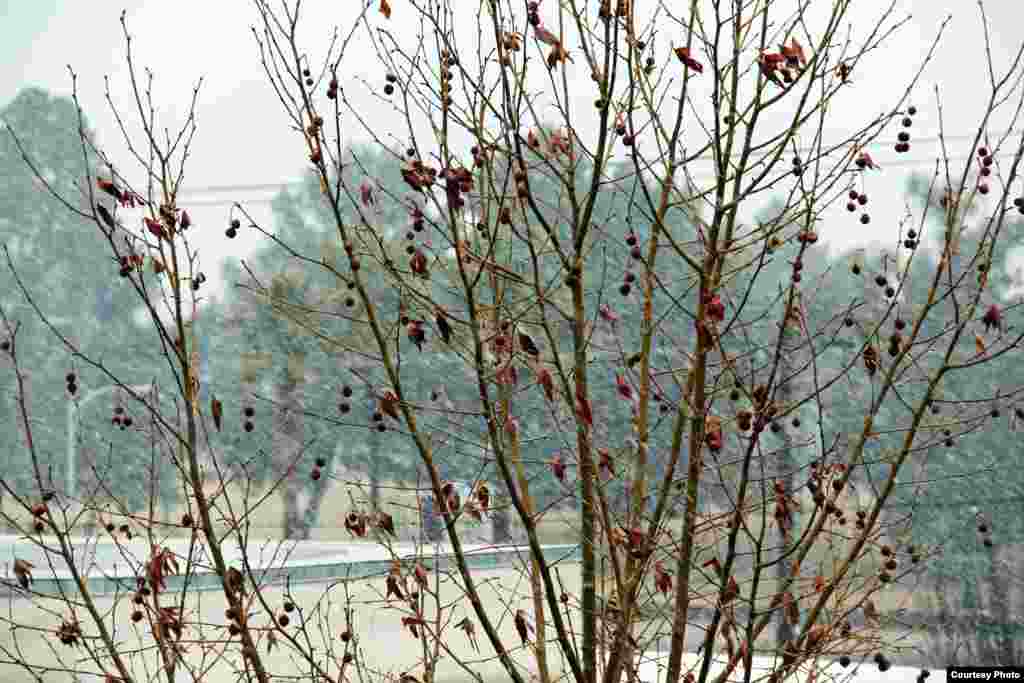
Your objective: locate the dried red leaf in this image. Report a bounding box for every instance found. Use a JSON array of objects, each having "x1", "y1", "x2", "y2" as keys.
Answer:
[{"x1": 673, "y1": 46, "x2": 704, "y2": 73}]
